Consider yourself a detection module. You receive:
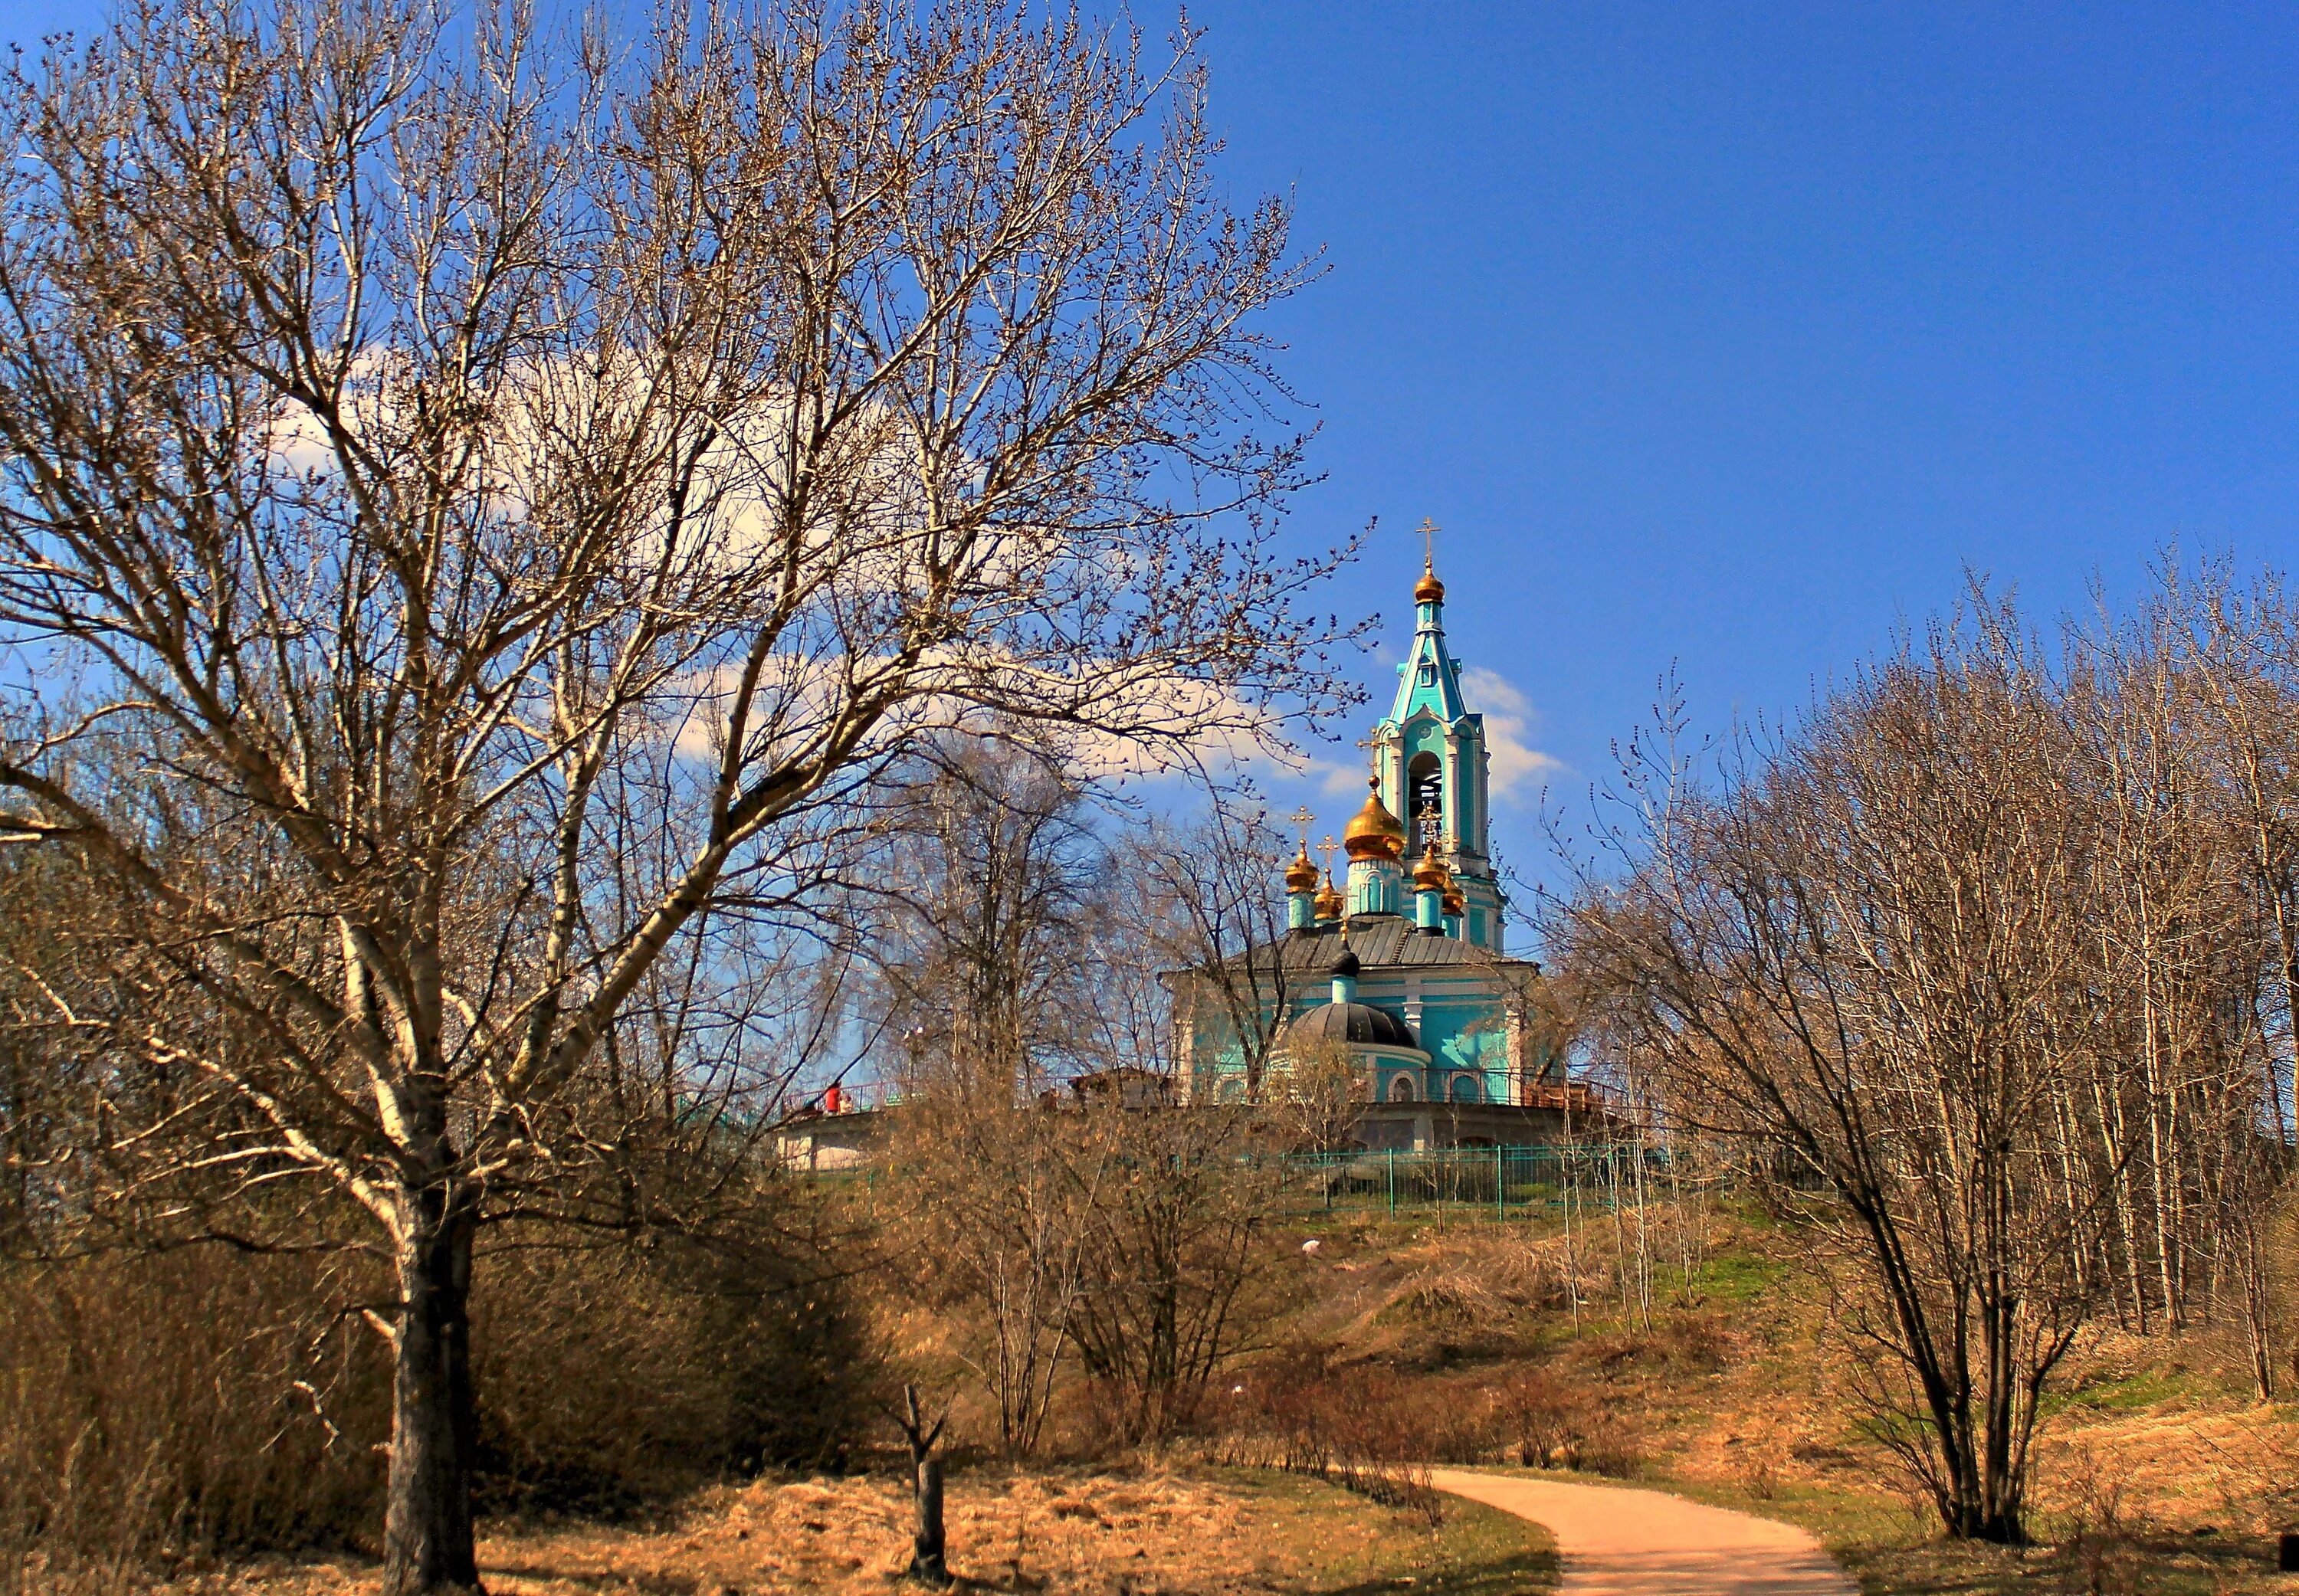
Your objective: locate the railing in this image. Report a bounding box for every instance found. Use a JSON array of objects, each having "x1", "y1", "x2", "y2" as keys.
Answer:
[{"x1": 1272, "y1": 1142, "x2": 1673, "y2": 1222}]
